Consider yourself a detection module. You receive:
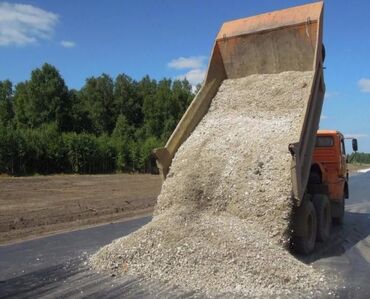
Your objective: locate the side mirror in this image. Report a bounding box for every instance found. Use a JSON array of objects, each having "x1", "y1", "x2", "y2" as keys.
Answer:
[{"x1": 352, "y1": 138, "x2": 358, "y2": 152}]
